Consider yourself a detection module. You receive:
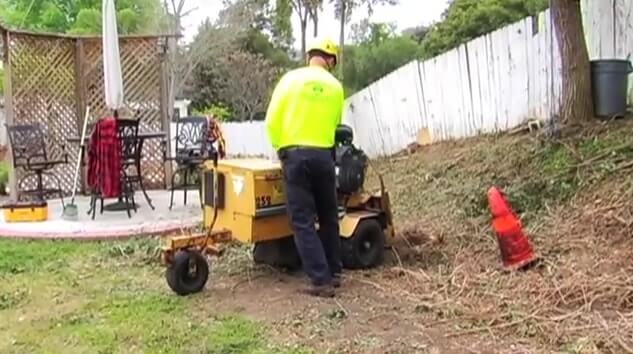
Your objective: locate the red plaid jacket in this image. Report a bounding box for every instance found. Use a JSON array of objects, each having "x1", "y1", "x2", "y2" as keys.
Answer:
[{"x1": 87, "y1": 117, "x2": 121, "y2": 198}]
